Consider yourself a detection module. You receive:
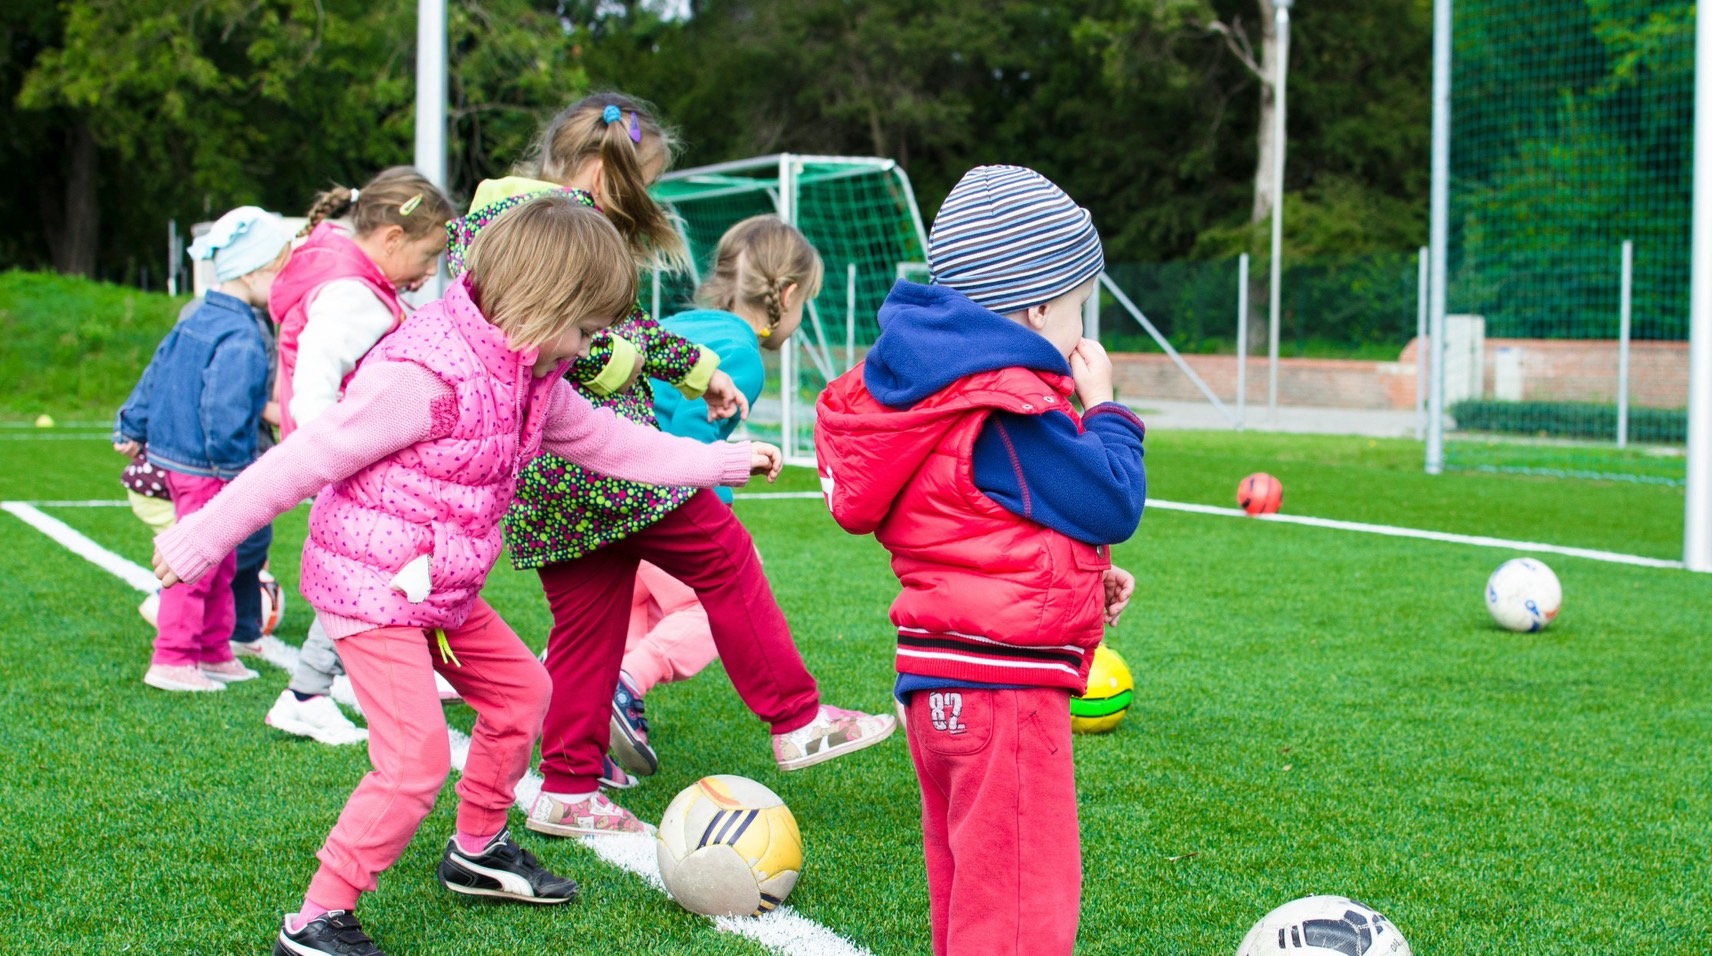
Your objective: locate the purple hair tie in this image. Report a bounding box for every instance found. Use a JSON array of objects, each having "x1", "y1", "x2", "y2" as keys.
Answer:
[{"x1": 629, "y1": 111, "x2": 642, "y2": 145}]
